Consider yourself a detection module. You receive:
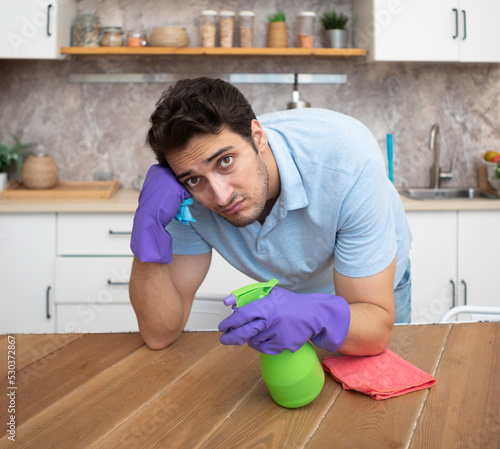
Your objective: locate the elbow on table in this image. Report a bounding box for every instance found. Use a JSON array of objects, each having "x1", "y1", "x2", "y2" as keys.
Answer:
[
  {"x1": 141, "y1": 328, "x2": 183, "y2": 351},
  {"x1": 368, "y1": 322, "x2": 394, "y2": 355}
]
